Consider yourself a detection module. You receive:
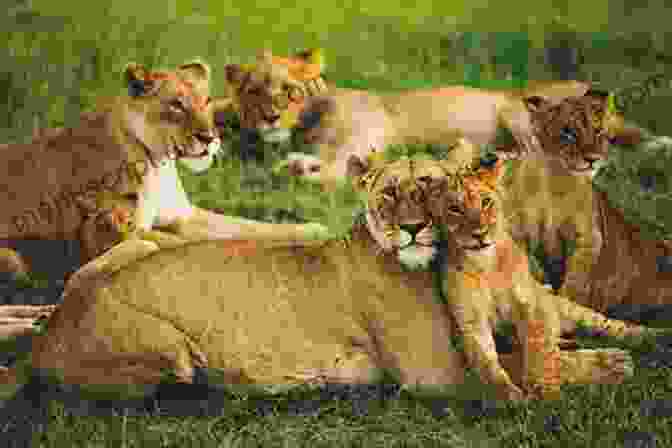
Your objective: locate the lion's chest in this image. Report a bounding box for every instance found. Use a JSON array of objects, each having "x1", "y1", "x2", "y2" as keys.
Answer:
[{"x1": 135, "y1": 160, "x2": 194, "y2": 230}]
